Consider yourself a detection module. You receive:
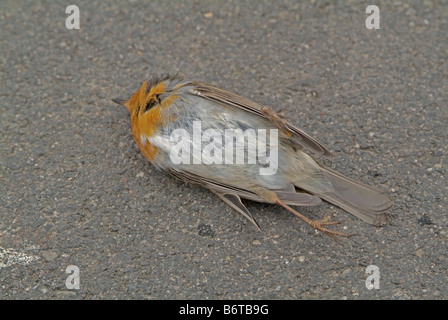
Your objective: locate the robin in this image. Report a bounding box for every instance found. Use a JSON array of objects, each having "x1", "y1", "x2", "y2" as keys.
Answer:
[{"x1": 113, "y1": 74, "x2": 393, "y2": 240}]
